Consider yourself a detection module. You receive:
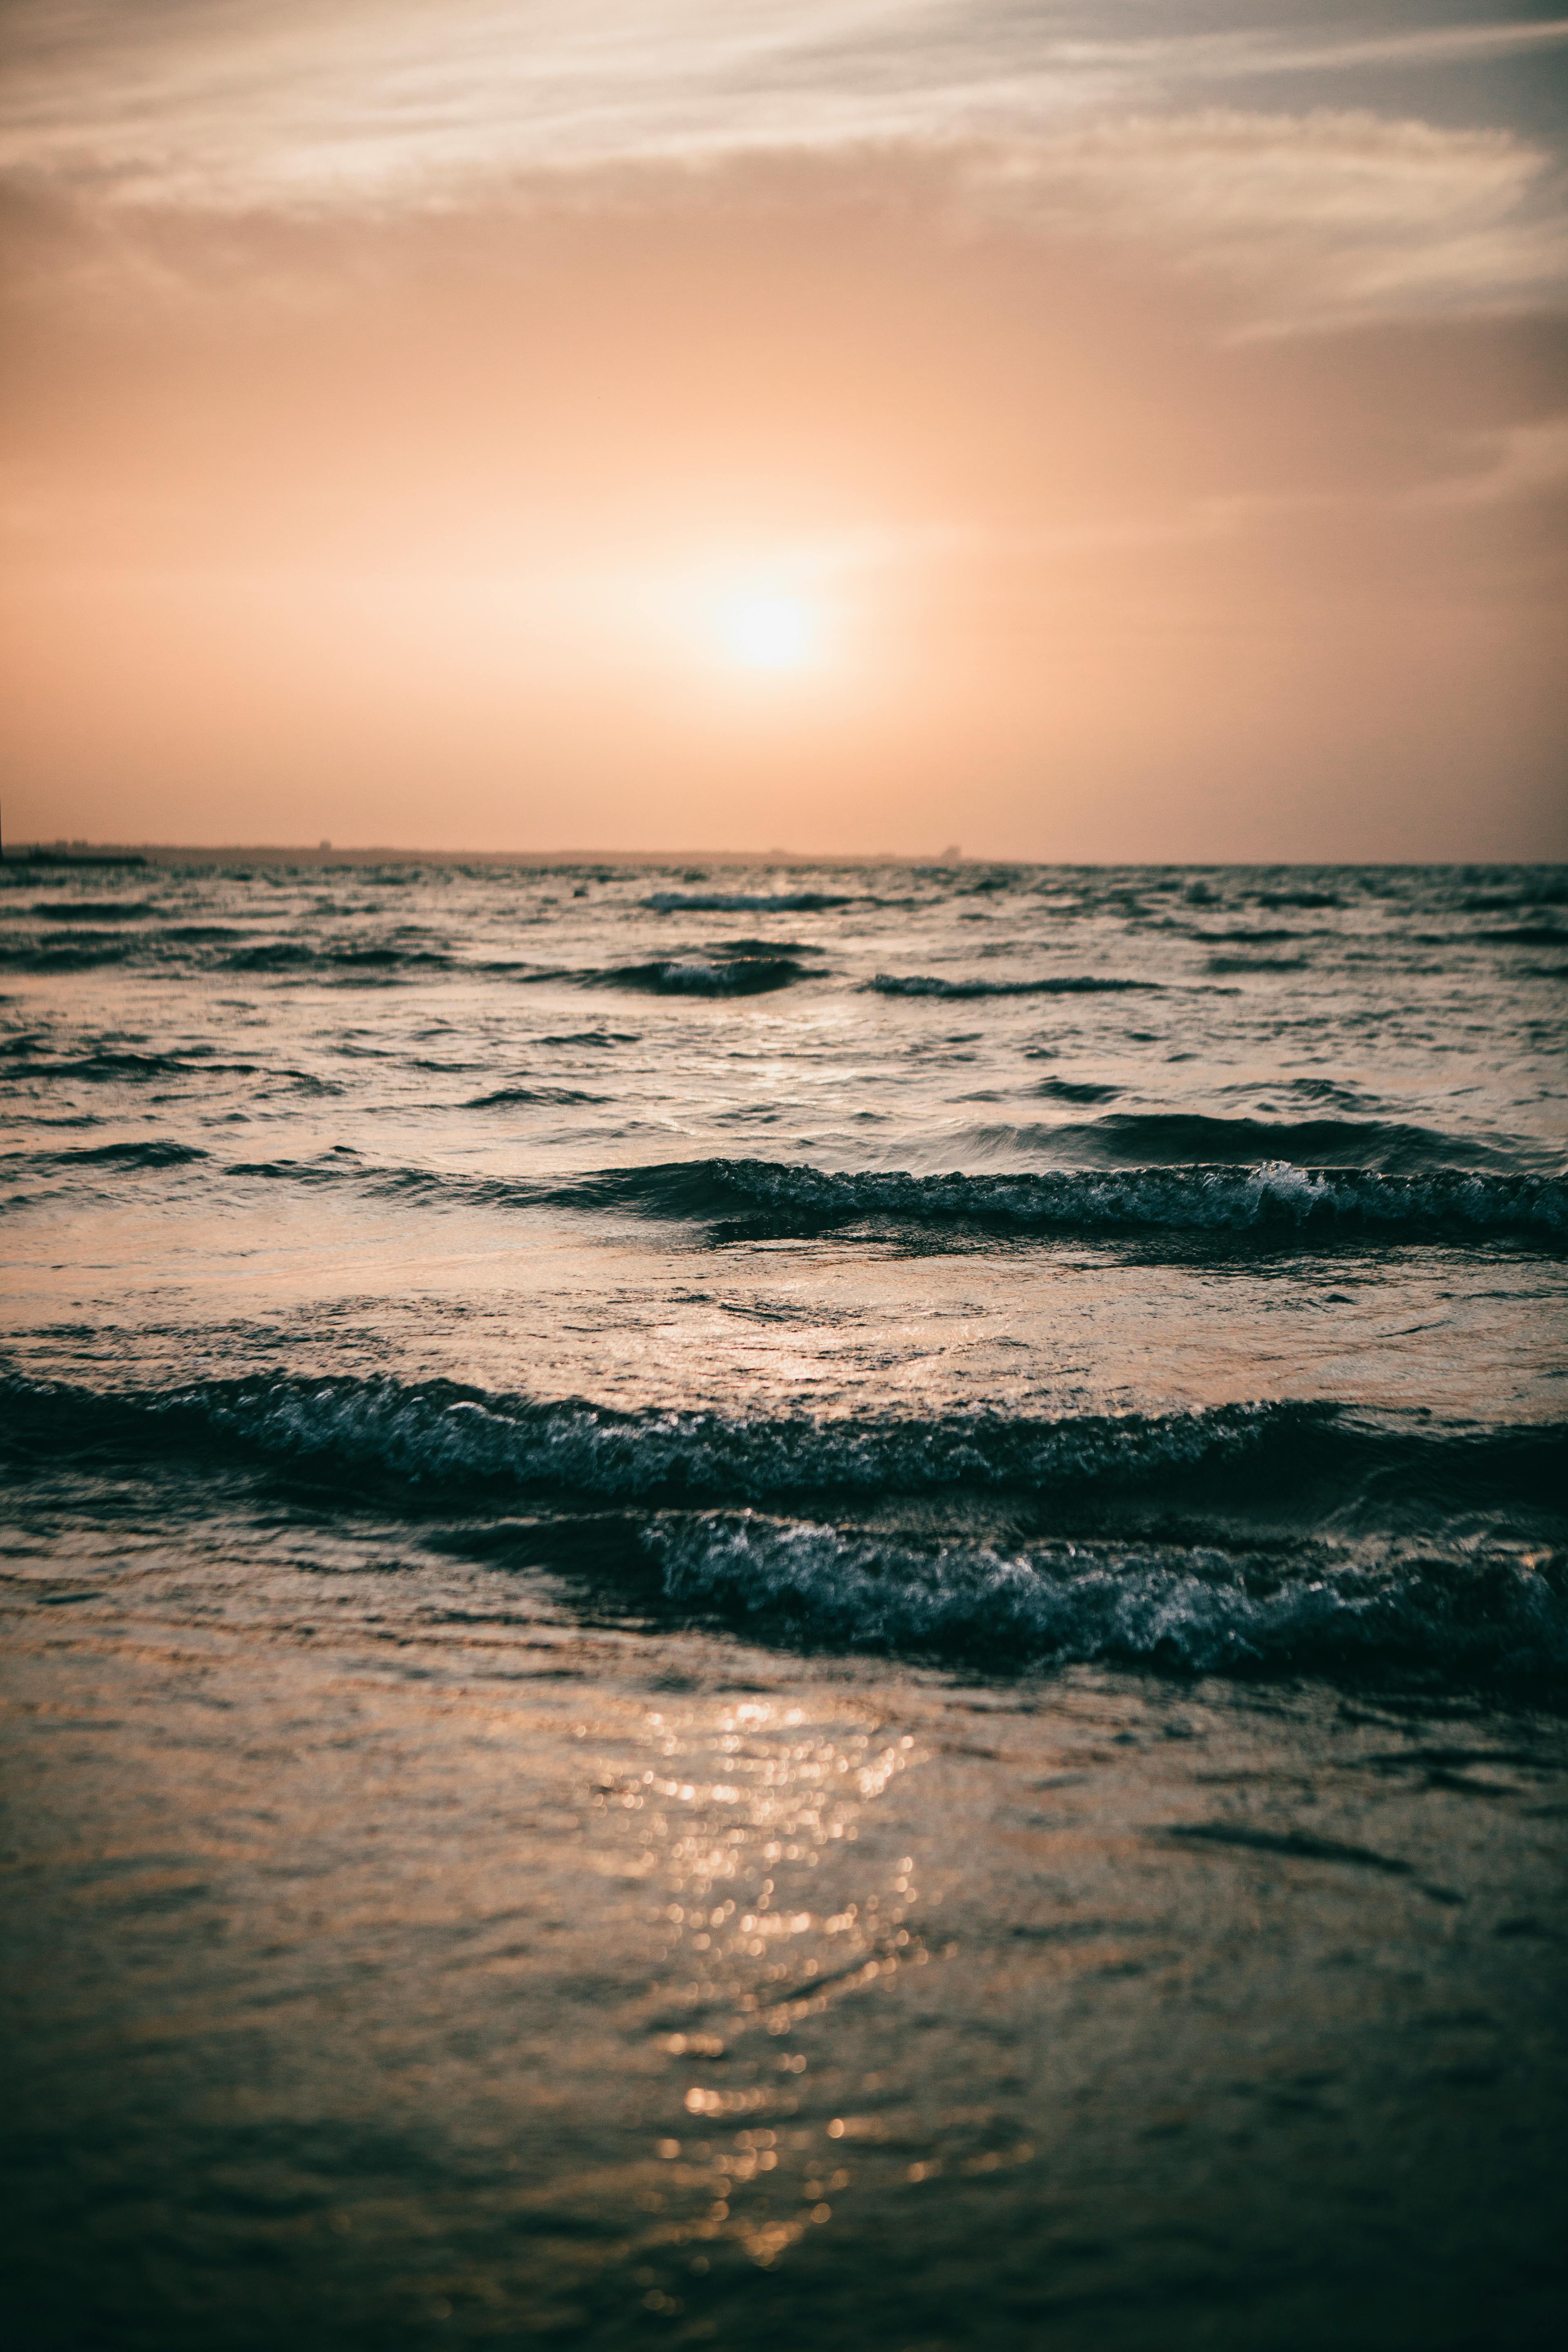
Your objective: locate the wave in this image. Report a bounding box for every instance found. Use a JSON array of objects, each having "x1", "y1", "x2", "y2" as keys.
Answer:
[
  {"x1": 495, "y1": 955, "x2": 814, "y2": 996},
  {"x1": 708, "y1": 935, "x2": 820, "y2": 956},
  {"x1": 4, "y1": 1374, "x2": 1560, "y2": 1518},
  {"x1": 871, "y1": 973, "x2": 1159, "y2": 998},
  {"x1": 1218, "y1": 1076, "x2": 1384, "y2": 1114},
  {"x1": 0, "y1": 936, "x2": 140, "y2": 971},
  {"x1": 0, "y1": 931, "x2": 459, "y2": 978},
  {"x1": 646, "y1": 1512, "x2": 1567, "y2": 1678},
  {"x1": 10, "y1": 1138, "x2": 1560, "y2": 1242},
  {"x1": 1034, "y1": 1078, "x2": 1122, "y2": 1104},
  {"x1": 1007, "y1": 1113, "x2": 1513, "y2": 1173},
  {"x1": 33, "y1": 1138, "x2": 210, "y2": 1171},
  {"x1": 223, "y1": 942, "x2": 452, "y2": 973},
  {"x1": 4, "y1": 1376, "x2": 1561, "y2": 1679},
  {"x1": 26, "y1": 900, "x2": 160, "y2": 922},
  {"x1": 645, "y1": 890, "x2": 857, "y2": 912},
  {"x1": 535, "y1": 1029, "x2": 640, "y2": 1046},
  {"x1": 3, "y1": 1049, "x2": 263, "y2": 1085},
  {"x1": 552, "y1": 1155, "x2": 1568, "y2": 1240},
  {"x1": 592, "y1": 956, "x2": 813, "y2": 996},
  {"x1": 7, "y1": 851, "x2": 146, "y2": 870},
  {"x1": 1461, "y1": 885, "x2": 1568, "y2": 912},
  {"x1": 1198, "y1": 928, "x2": 1305, "y2": 944},
  {"x1": 466, "y1": 1086, "x2": 605, "y2": 1108}
]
